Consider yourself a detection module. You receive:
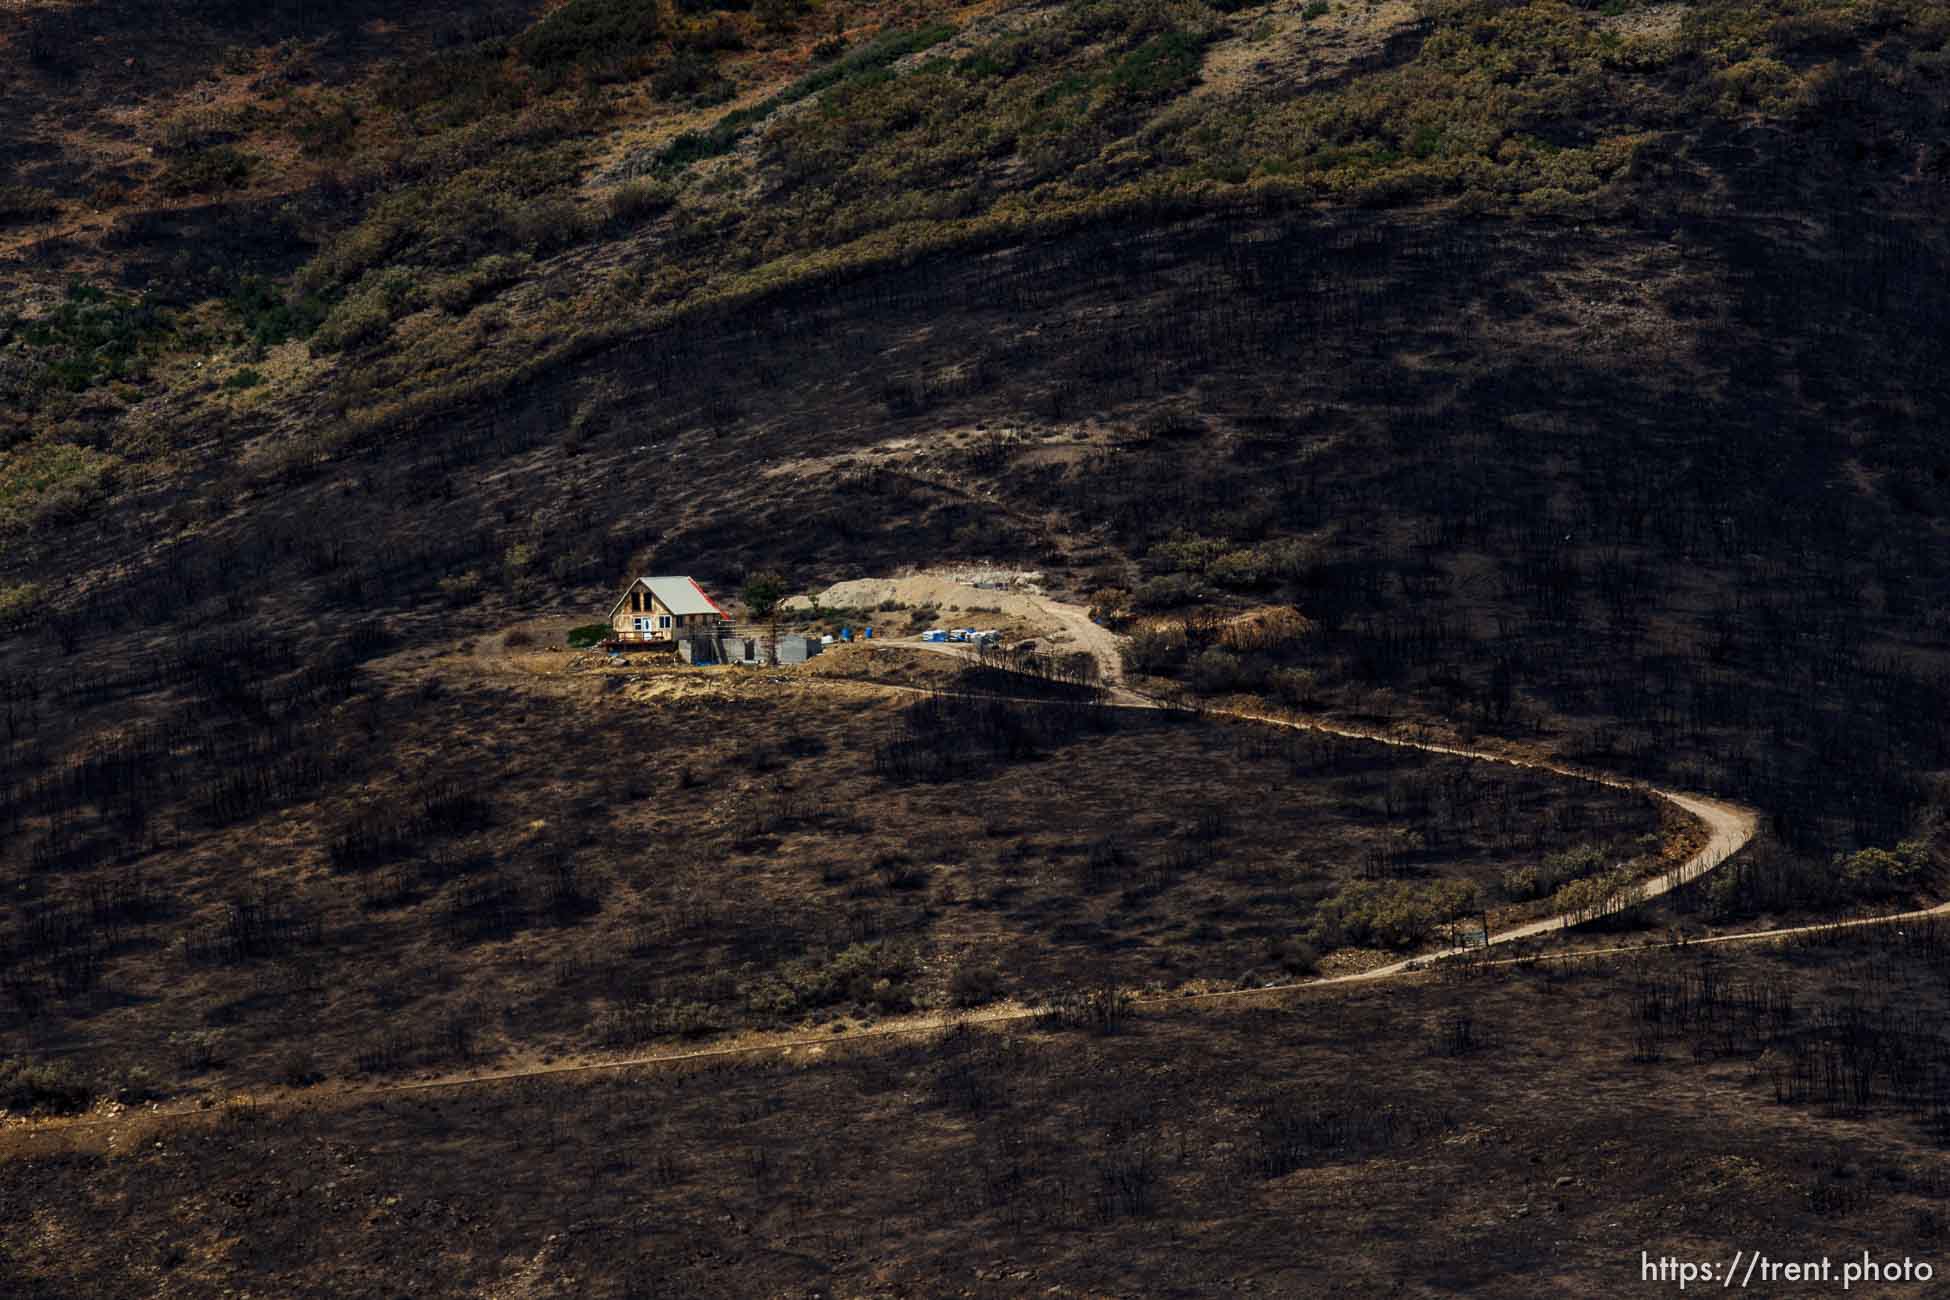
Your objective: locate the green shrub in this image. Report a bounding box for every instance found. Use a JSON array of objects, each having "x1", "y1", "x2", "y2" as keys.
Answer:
[
  {"x1": 504, "y1": 196, "x2": 597, "y2": 256},
  {"x1": 0, "y1": 582, "x2": 44, "y2": 631},
  {"x1": 378, "y1": 47, "x2": 528, "y2": 122},
  {"x1": 519, "y1": 0, "x2": 662, "y2": 70},
  {"x1": 1190, "y1": 647, "x2": 1249, "y2": 695},
  {"x1": 608, "y1": 180, "x2": 679, "y2": 225},
  {"x1": 949, "y1": 964, "x2": 1005, "y2": 1007},
  {"x1": 223, "y1": 368, "x2": 265, "y2": 391},
  {"x1": 170, "y1": 1029, "x2": 225, "y2": 1073},
  {"x1": 438, "y1": 570, "x2": 485, "y2": 606},
  {"x1": 0, "y1": 1057, "x2": 95, "y2": 1115},
  {"x1": 0, "y1": 441, "x2": 121, "y2": 534},
  {"x1": 1150, "y1": 533, "x2": 1229, "y2": 574},
  {"x1": 430, "y1": 254, "x2": 533, "y2": 314},
  {"x1": 6, "y1": 281, "x2": 170, "y2": 396},
  {"x1": 104, "y1": 1064, "x2": 165, "y2": 1105},
  {"x1": 650, "y1": 21, "x2": 958, "y2": 175},
  {"x1": 157, "y1": 145, "x2": 254, "y2": 196},
  {"x1": 676, "y1": 14, "x2": 747, "y2": 53},
  {"x1": 1102, "y1": 30, "x2": 1209, "y2": 101},
  {"x1": 1549, "y1": 867, "x2": 1643, "y2": 922},
  {"x1": 1714, "y1": 56, "x2": 1796, "y2": 110},
  {"x1": 0, "y1": 185, "x2": 60, "y2": 226},
  {"x1": 756, "y1": 0, "x2": 804, "y2": 35},
  {"x1": 1132, "y1": 573, "x2": 1201, "y2": 610},
  {"x1": 1504, "y1": 843, "x2": 1608, "y2": 901},
  {"x1": 1836, "y1": 841, "x2": 1931, "y2": 897},
  {"x1": 1269, "y1": 937, "x2": 1319, "y2": 975},
  {"x1": 567, "y1": 622, "x2": 612, "y2": 648},
  {"x1": 225, "y1": 275, "x2": 330, "y2": 347},
  {"x1": 159, "y1": 106, "x2": 250, "y2": 153},
  {"x1": 278, "y1": 1048, "x2": 323, "y2": 1088},
  {"x1": 292, "y1": 97, "x2": 360, "y2": 157},
  {"x1": 1120, "y1": 623, "x2": 1188, "y2": 676},
  {"x1": 302, "y1": 145, "x2": 589, "y2": 292},
  {"x1": 1309, "y1": 879, "x2": 1479, "y2": 951},
  {"x1": 1360, "y1": 887, "x2": 1446, "y2": 949},
  {"x1": 1268, "y1": 667, "x2": 1318, "y2": 709},
  {"x1": 310, "y1": 282, "x2": 397, "y2": 355},
  {"x1": 743, "y1": 941, "x2": 917, "y2": 1018},
  {"x1": 1205, "y1": 544, "x2": 1290, "y2": 591},
  {"x1": 653, "y1": 47, "x2": 733, "y2": 101}
]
